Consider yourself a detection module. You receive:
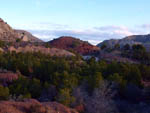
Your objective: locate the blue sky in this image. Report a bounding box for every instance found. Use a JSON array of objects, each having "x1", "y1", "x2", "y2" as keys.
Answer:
[{"x1": 1, "y1": 0, "x2": 150, "y2": 45}]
